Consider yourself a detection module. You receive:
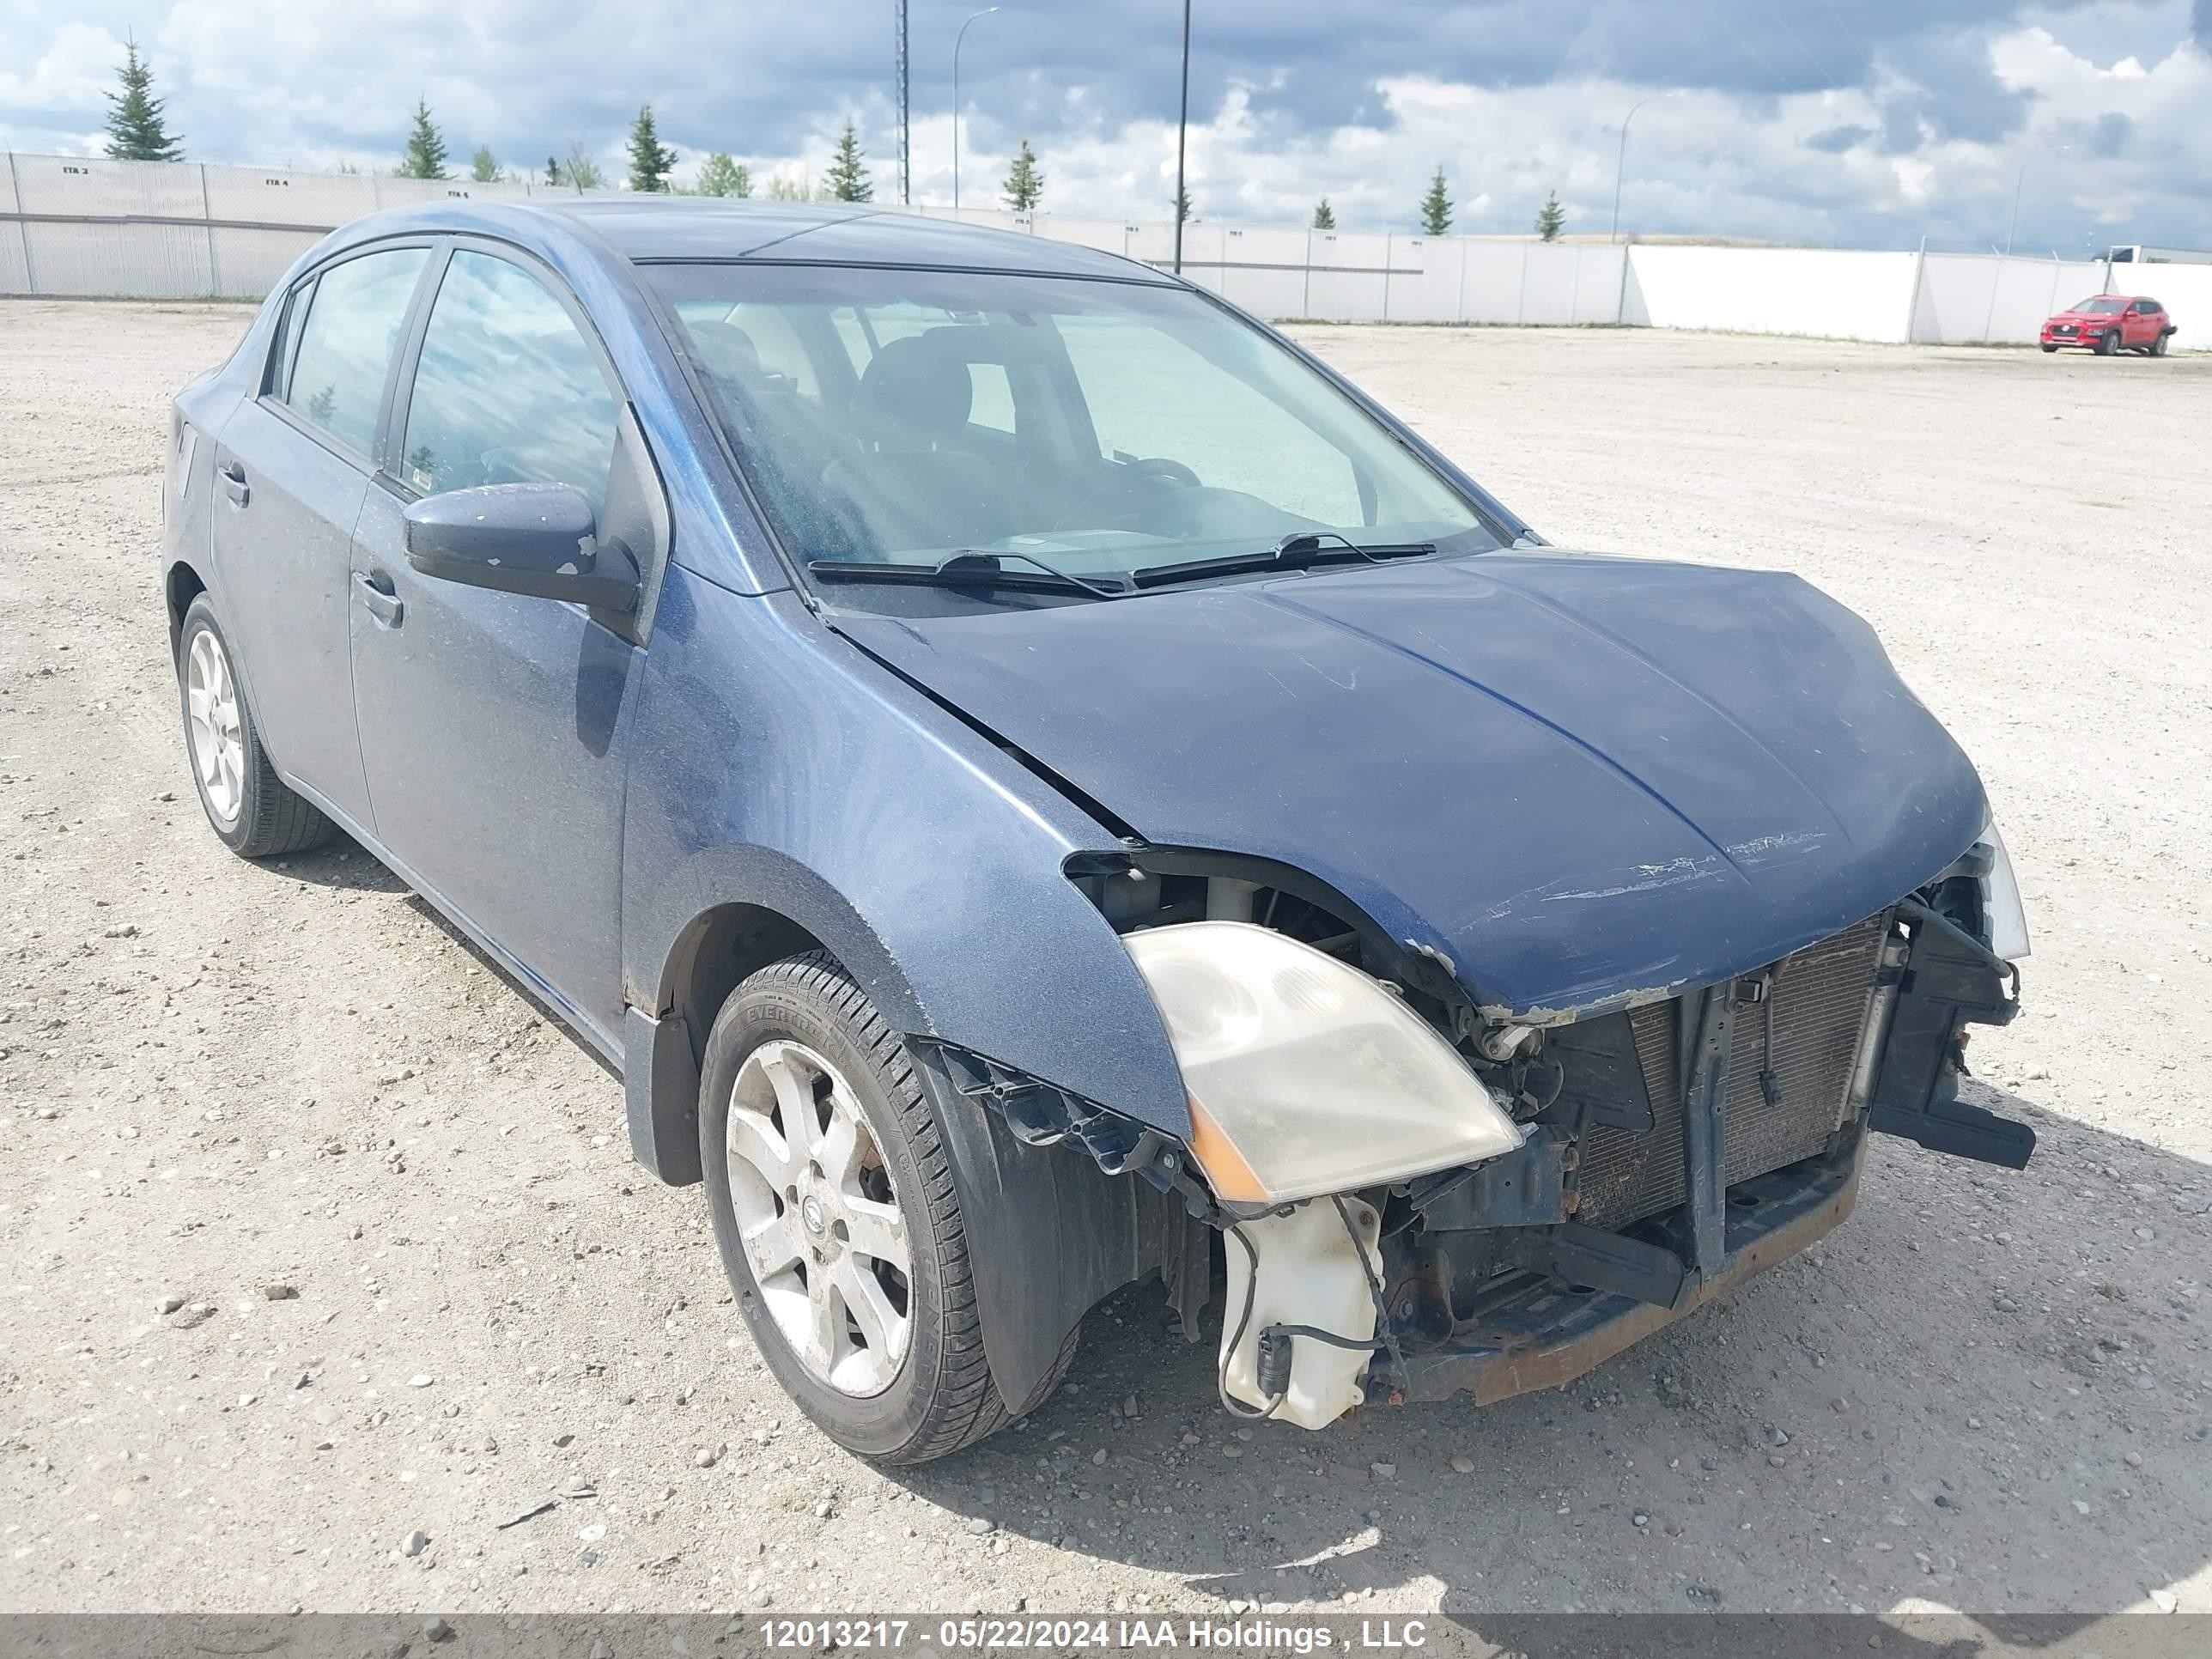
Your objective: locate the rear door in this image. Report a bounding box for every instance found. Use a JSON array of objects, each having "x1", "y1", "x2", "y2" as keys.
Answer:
[
  {"x1": 346, "y1": 241, "x2": 648, "y2": 1043},
  {"x1": 206, "y1": 244, "x2": 432, "y2": 830}
]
